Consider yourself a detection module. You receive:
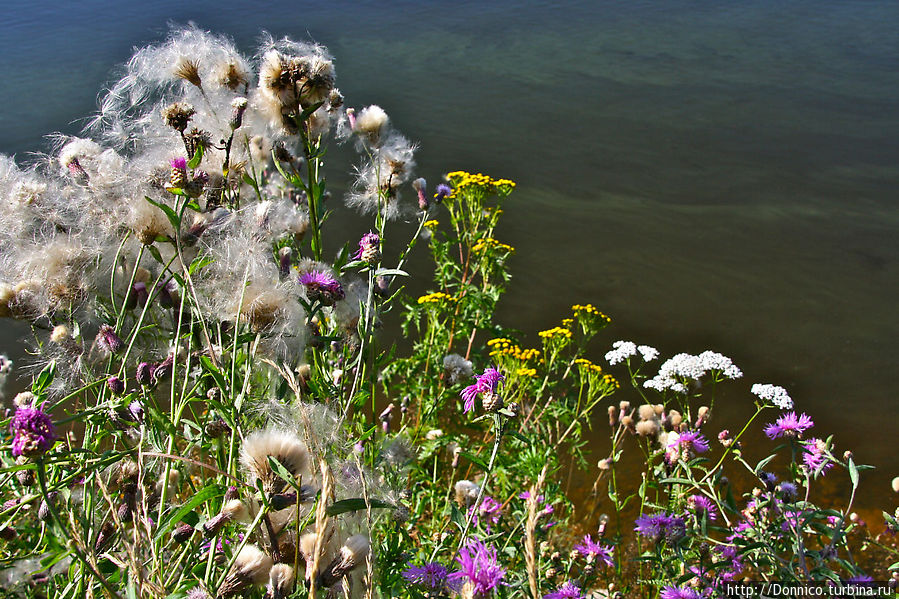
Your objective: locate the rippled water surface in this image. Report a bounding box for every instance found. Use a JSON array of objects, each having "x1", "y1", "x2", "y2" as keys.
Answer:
[{"x1": 1, "y1": 1, "x2": 897, "y2": 508}]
